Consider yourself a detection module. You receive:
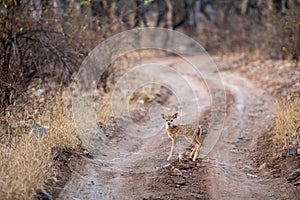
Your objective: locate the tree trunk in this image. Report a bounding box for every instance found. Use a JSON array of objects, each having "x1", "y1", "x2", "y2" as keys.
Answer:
[
  {"x1": 164, "y1": 0, "x2": 173, "y2": 29},
  {"x1": 241, "y1": 0, "x2": 249, "y2": 15},
  {"x1": 223, "y1": 0, "x2": 235, "y2": 24},
  {"x1": 1, "y1": 44, "x2": 12, "y2": 115},
  {"x1": 193, "y1": 0, "x2": 201, "y2": 31}
]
